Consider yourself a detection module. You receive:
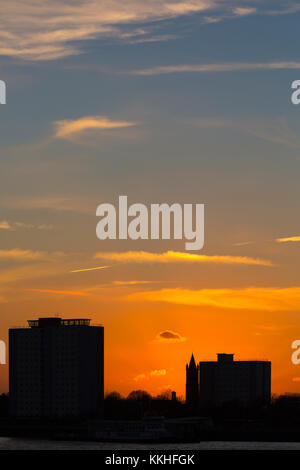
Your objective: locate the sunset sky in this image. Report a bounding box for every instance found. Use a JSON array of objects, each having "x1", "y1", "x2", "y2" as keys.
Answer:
[{"x1": 1, "y1": 0, "x2": 300, "y2": 398}]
